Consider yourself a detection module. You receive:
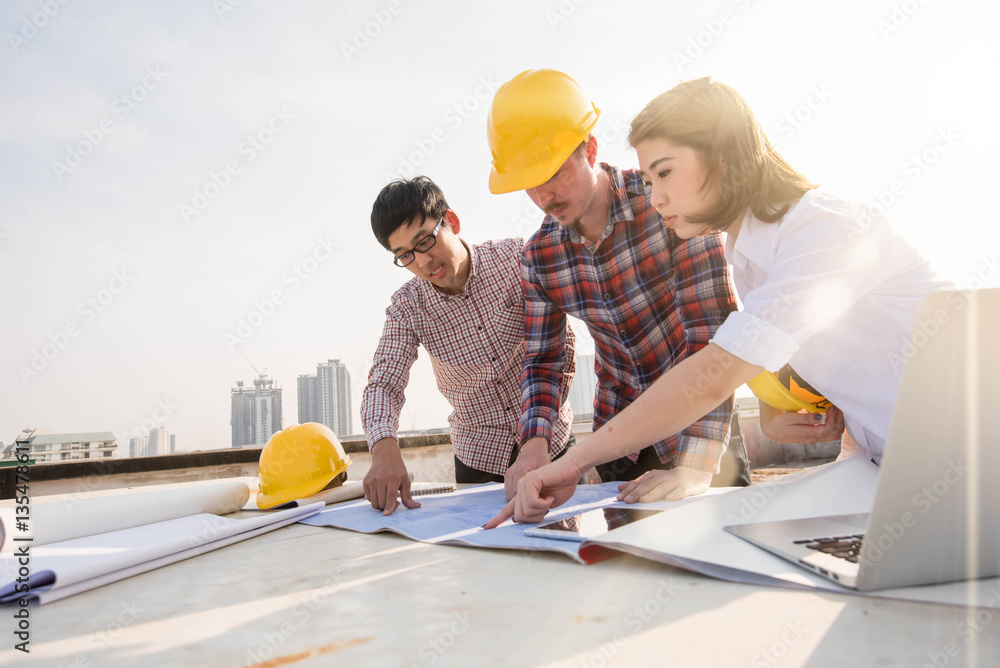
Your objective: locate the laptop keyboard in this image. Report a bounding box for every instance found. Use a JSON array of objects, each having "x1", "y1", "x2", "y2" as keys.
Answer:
[{"x1": 794, "y1": 535, "x2": 865, "y2": 563}]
